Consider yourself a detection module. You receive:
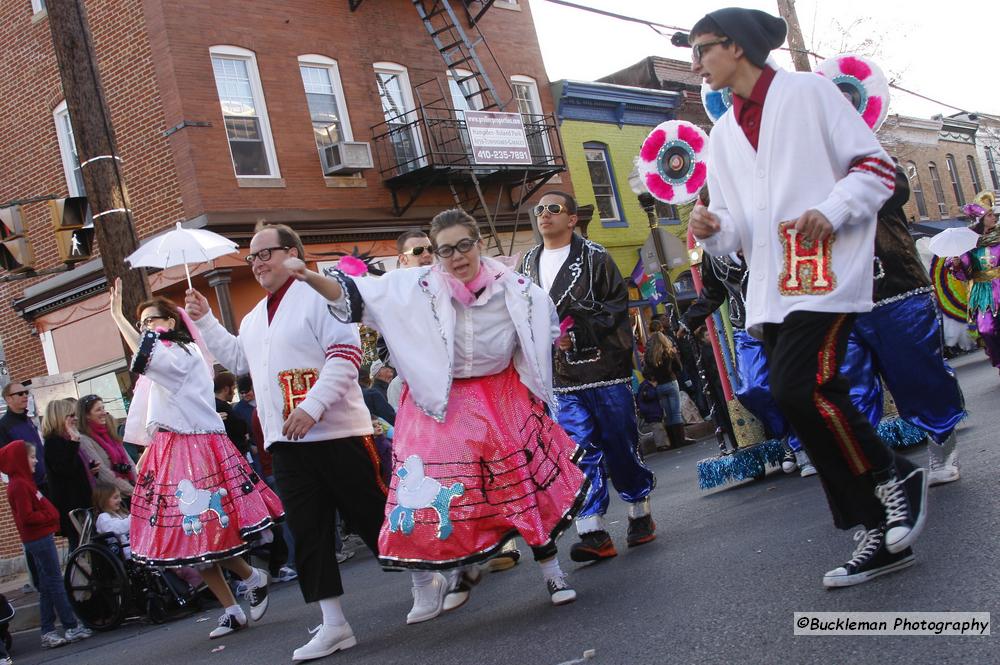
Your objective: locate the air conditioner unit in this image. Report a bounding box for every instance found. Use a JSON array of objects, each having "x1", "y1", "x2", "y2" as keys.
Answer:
[{"x1": 321, "y1": 141, "x2": 374, "y2": 175}]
